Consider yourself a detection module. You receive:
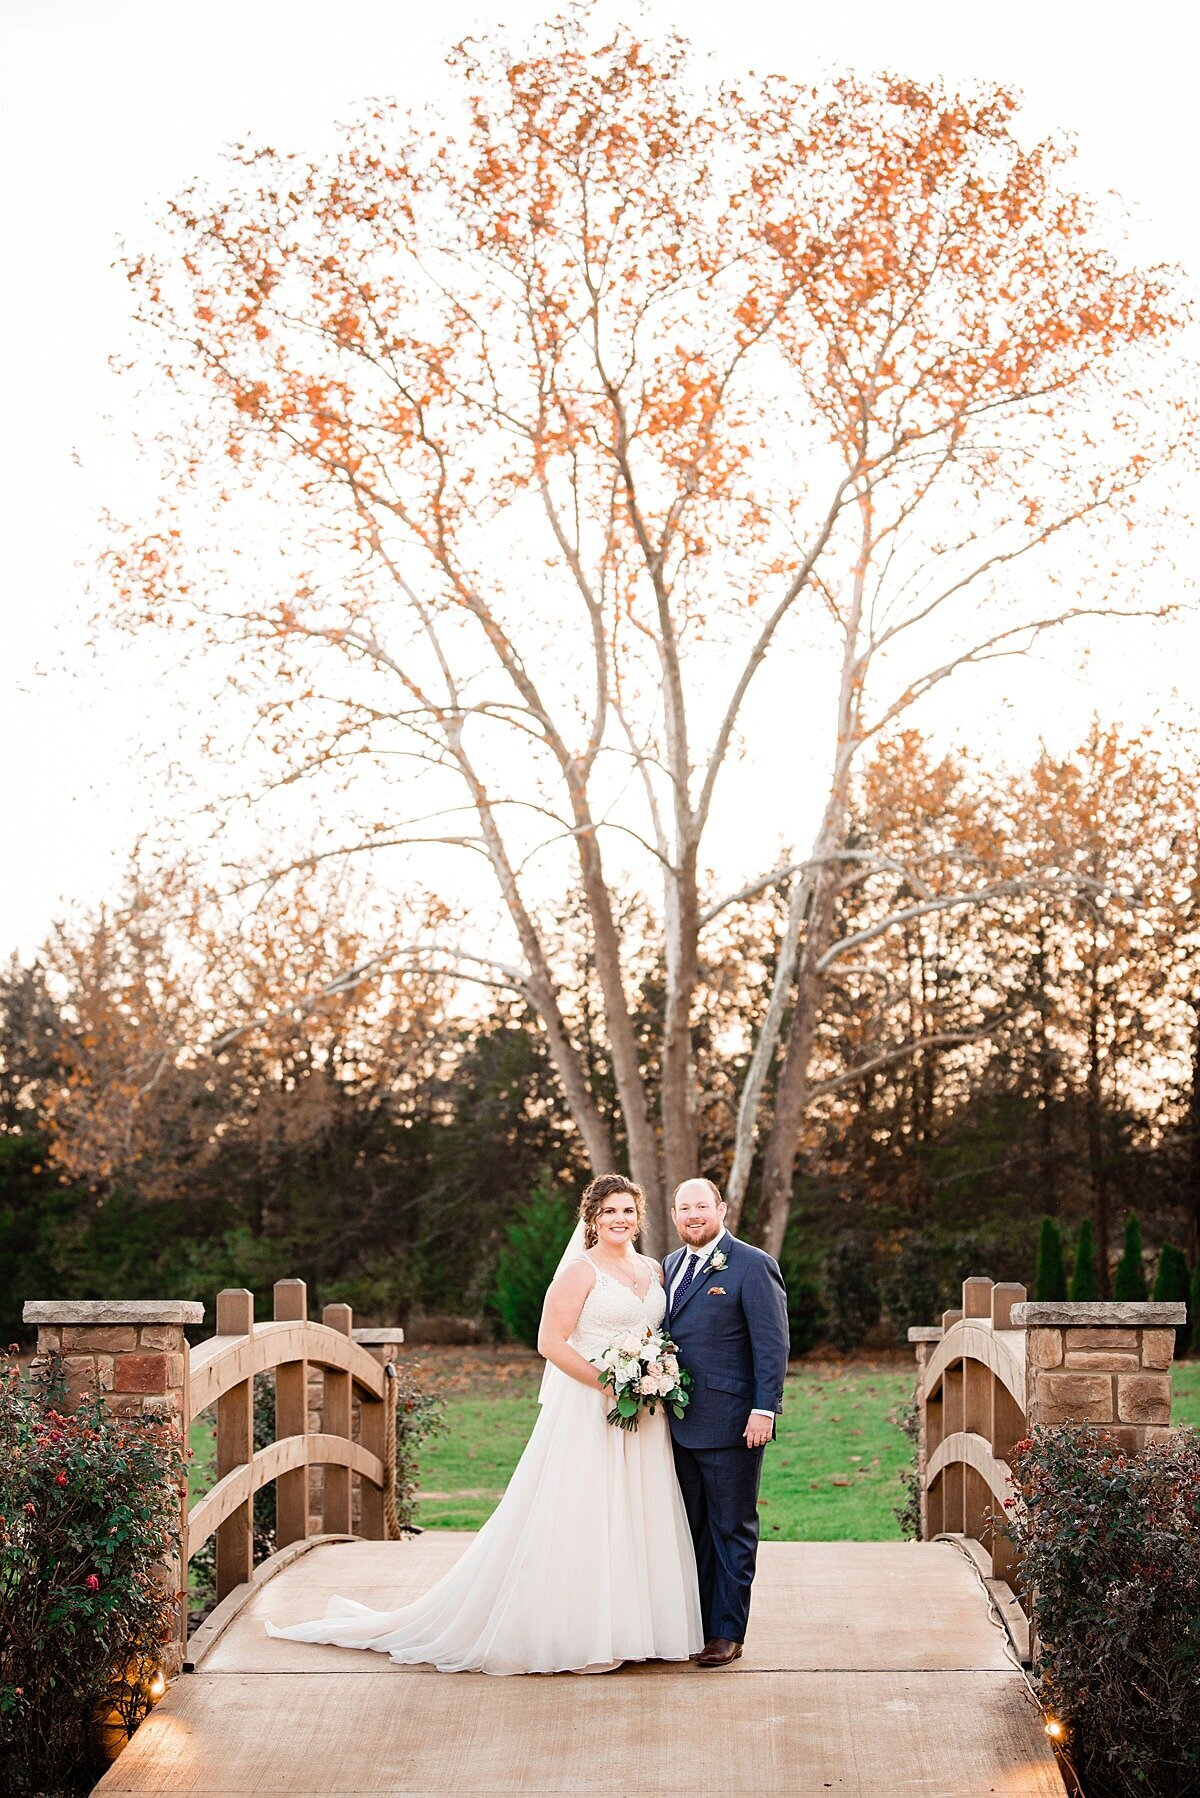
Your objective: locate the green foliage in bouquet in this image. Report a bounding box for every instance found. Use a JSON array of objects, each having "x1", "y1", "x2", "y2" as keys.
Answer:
[{"x1": 594, "y1": 1328, "x2": 692, "y2": 1432}]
